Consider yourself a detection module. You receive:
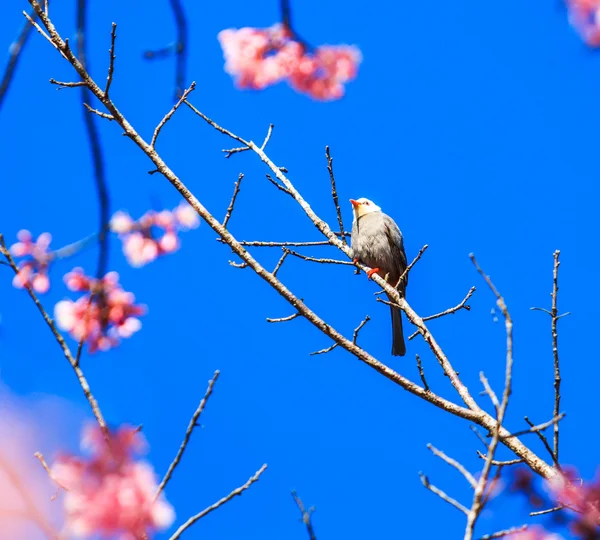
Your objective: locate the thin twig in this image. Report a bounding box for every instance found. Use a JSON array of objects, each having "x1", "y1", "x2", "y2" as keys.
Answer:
[
  {"x1": 325, "y1": 146, "x2": 346, "y2": 246},
  {"x1": 104, "y1": 23, "x2": 116, "y2": 96},
  {"x1": 266, "y1": 312, "x2": 301, "y2": 323},
  {"x1": 83, "y1": 102, "x2": 114, "y2": 120},
  {"x1": 477, "y1": 525, "x2": 528, "y2": 539},
  {"x1": 419, "y1": 472, "x2": 469, "y2": 515},
  {"x1": 151, "y1": 82, "x2": 196, "y2": 148},
  {"x1": 284, "y1": 248, "x2": 354, "y2": 266},
  {"x1": 530, "y1": 251, "x2": 566, "y2": 466},
  {"x1": 221, "y1": 240, "x2": 331, "y2": 247},
  {"x1": 475, "y1": 451, "x2": 523, "y2": 466},
  {"x1": 291, "y1": 490, "x2": 317, "y2": 540},
  {"x1": 34, "y1": 451, "x2": 69, "y2": 500},
  {"x1": 397, "y1": 244, "x2": 428, "y2": 288},
  {"x1": 261, "y1": 124, "x2": 274, "y2": 150},
  {"x1": 169, "y1": 464, "x2": 267, "y2": 539},
  {"x1": 272, "y1": 250, "x2": 289, "y2": 278},
  {"x1": 266, "y1": 173, "x2": 292, "y2": 195},
  {"x1": 416, "y1": 354, "x2": 429, "y2": 392},
  {"x1": 0, "y1": 8, "x2": 36, "y2": 112},
  {"x1": 427, "y1": 444, "x2": 477, "y2": 488},
  {"x1": 49, "y1": 78, "x2": 87, "y2": 87},
  {"x1": 504, "y1": 414, "x2": 565, "y2": 440},
  {"x1": 310, "y1": 343, "x2": 338, "y2": 356},
  {"x1": 479, "y1": 372, "x2": 499, "y2": 414},
  {"x1": 465, "y1": 254, "x2": 514, "y2": 540},
  {"x1": 529, "y1": 505, "x2": 564, "y2": 516},
  {"x1": 408, "y1": 287, "x2": 475, "y2": 340},
  {"x1": 155, "y1": 371, "x2": 220, "y2": 500},
  {"x1": 352, "y1": 315, "x2": 370, "y2": 344},
  {"x1": 222, "y1": 173, "x2": 244, "y2": 228},
  {"x1": 0, "y1": 235, "x2": 106, "y2": 432}
]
